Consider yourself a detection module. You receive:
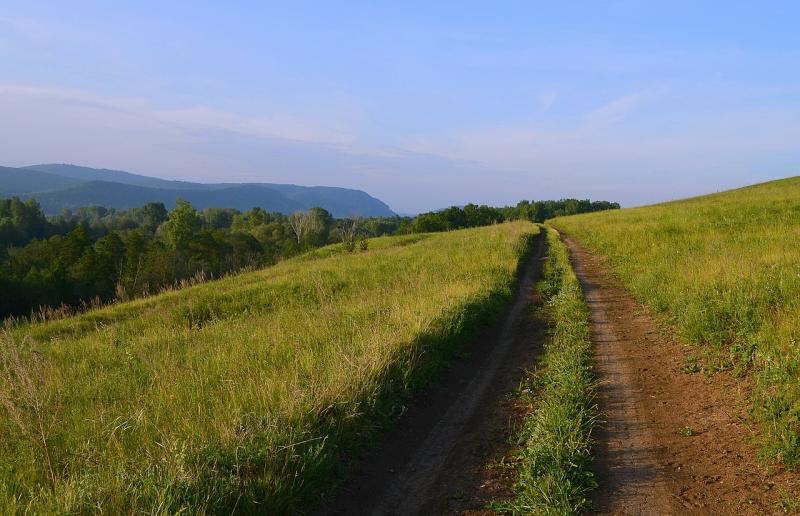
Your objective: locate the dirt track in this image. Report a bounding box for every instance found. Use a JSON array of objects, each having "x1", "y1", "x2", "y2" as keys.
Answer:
[
  {"x1": 319, "y1": 233, "x2": 547, "y2": 515},
  {"x1": 565, "y1": 235, "x2": 798, "y2": 515},
  {"x1": 318, "y1": 232, "x2": 799, "y2": 516}
]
